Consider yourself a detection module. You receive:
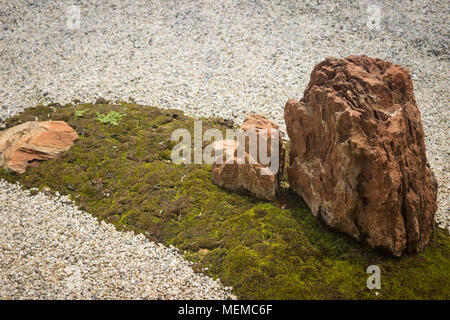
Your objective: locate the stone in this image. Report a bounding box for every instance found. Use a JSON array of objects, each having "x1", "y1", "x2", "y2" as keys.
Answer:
[
  {"x1": 284, "y1": 55, "x2": 437, "y2": 257},
  {"x1": 212, "y1": 114, "x2": 285, "y2": 201},
  {"x1": 0, "y1": 121, "x2": 78, "y2": 173}
]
